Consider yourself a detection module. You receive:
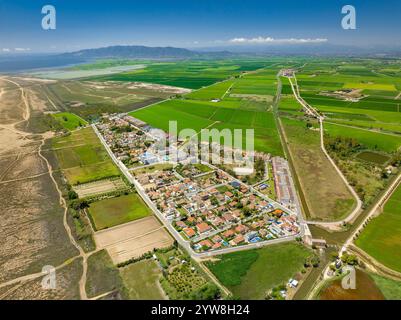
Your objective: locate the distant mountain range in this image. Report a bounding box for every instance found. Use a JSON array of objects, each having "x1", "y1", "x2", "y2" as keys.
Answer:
[
  {"x1": 58, "y1": 45, "x2": 235, "y2": 59},
  {"x1": 1, "y1": 44, "x2": 401, "y2": 73},
  {"x1": 58, "y1": 44, "x2": 401, "y2": 59}
]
